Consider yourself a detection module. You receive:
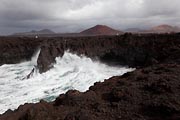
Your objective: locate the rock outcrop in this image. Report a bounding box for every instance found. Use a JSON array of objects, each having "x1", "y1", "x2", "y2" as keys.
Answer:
[
  {"x1": 1, "y1": 33, "x2": 180, "y2": 73},
  {"x1": 0, "y1": 33, "x2": 180, "y2": 120},
  {"x1": 1, "y1": 34, "x2": 180, "y2": 74},
  {"x1": 37, "y1": 33, "x2": 180, "y2": 73},
  {"x1": 1, "y1": 63, "x2": 180, "y2": 120},
  {"x1": 0, "y1": 37, "x2": 42, "y2": 65}
]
